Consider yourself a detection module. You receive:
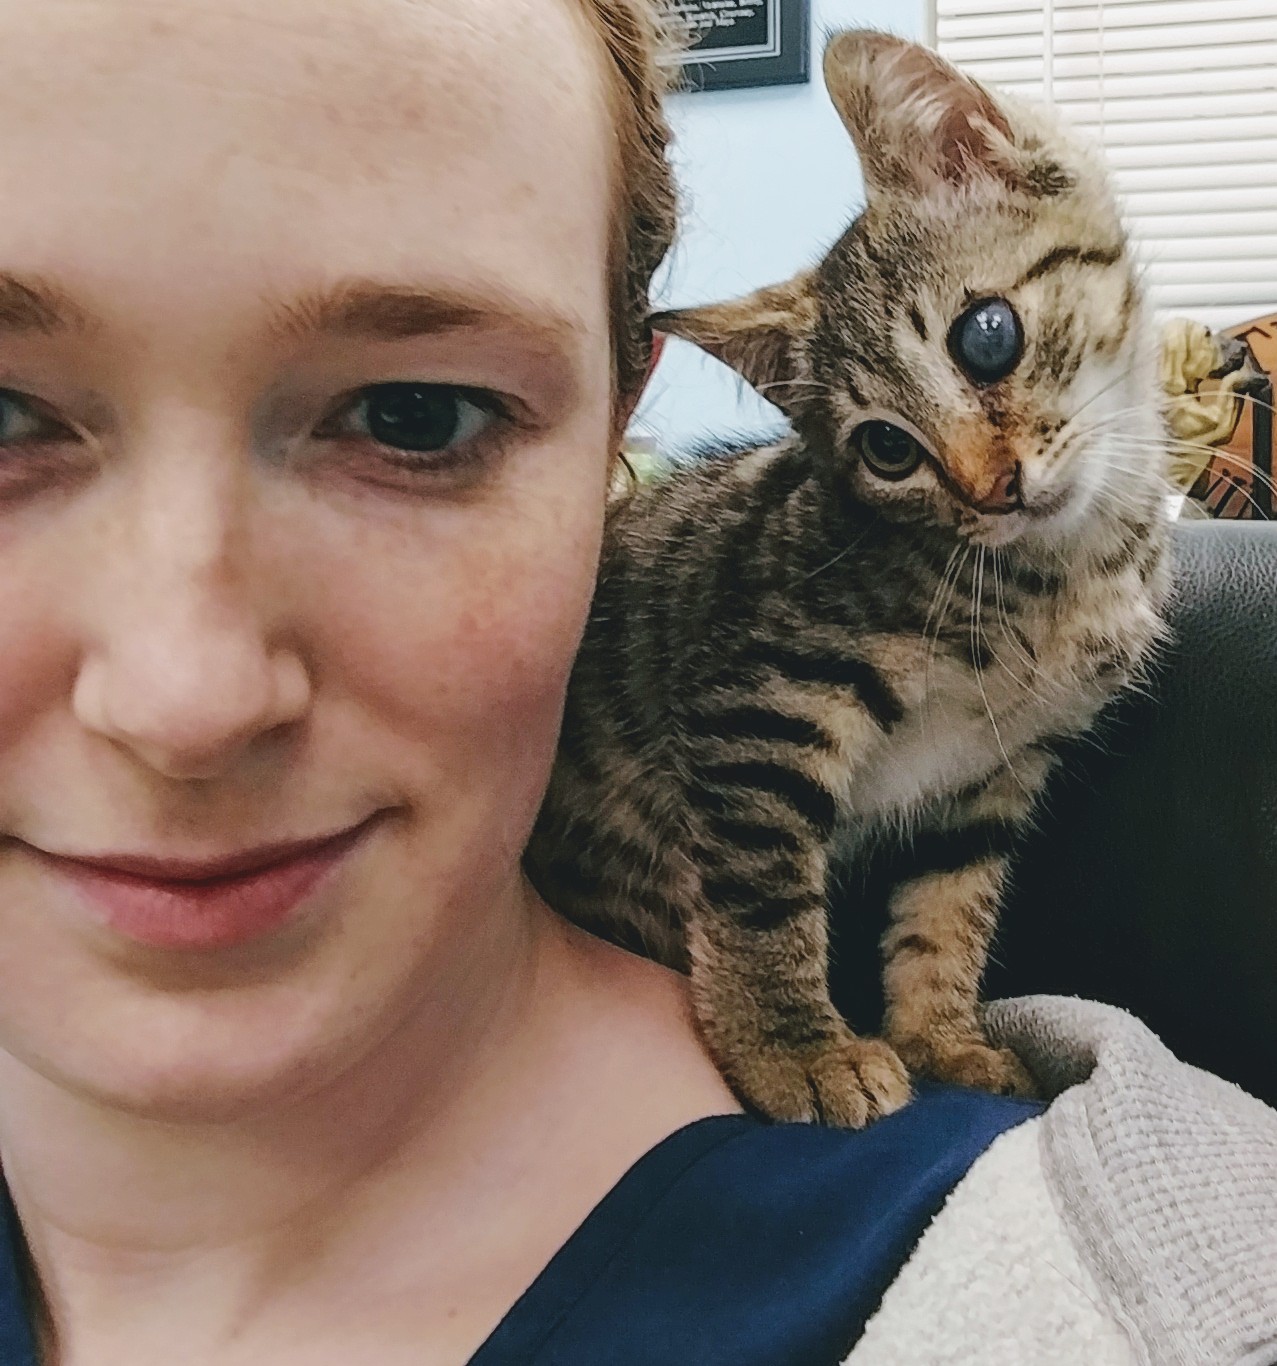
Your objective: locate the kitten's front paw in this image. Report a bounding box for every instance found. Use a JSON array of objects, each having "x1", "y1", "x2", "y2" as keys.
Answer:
[
  {"x1": 895, "y1": 1035, "x2": 1038, "y2": 1099},
  {"x1": 734, "y1": 1035, "x2": 911, "y2": 1129}
]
